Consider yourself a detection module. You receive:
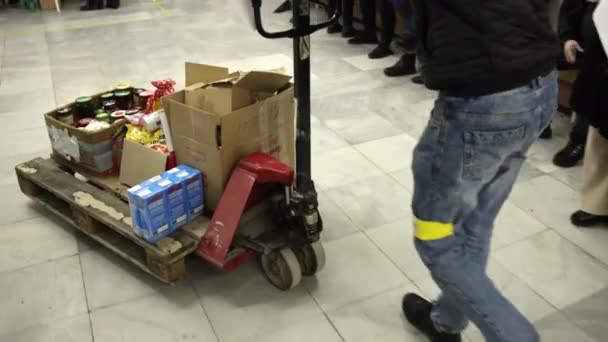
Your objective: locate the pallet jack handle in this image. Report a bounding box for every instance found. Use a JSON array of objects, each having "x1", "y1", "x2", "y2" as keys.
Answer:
[
  {"x1": 251, "y1": 0, "x2": 341, "y2": 39},
  {"x1": 250, "y1": 0, "x2": 340, "y2": 192}
]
